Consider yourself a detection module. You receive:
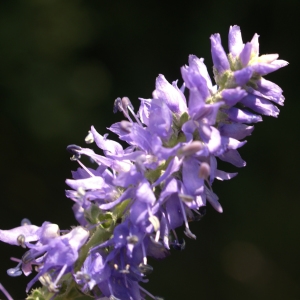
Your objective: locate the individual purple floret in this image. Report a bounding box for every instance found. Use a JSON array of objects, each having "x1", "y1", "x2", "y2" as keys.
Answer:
[{"x1": 0, "y1": 25, "x2": 287, "y2": 300}]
